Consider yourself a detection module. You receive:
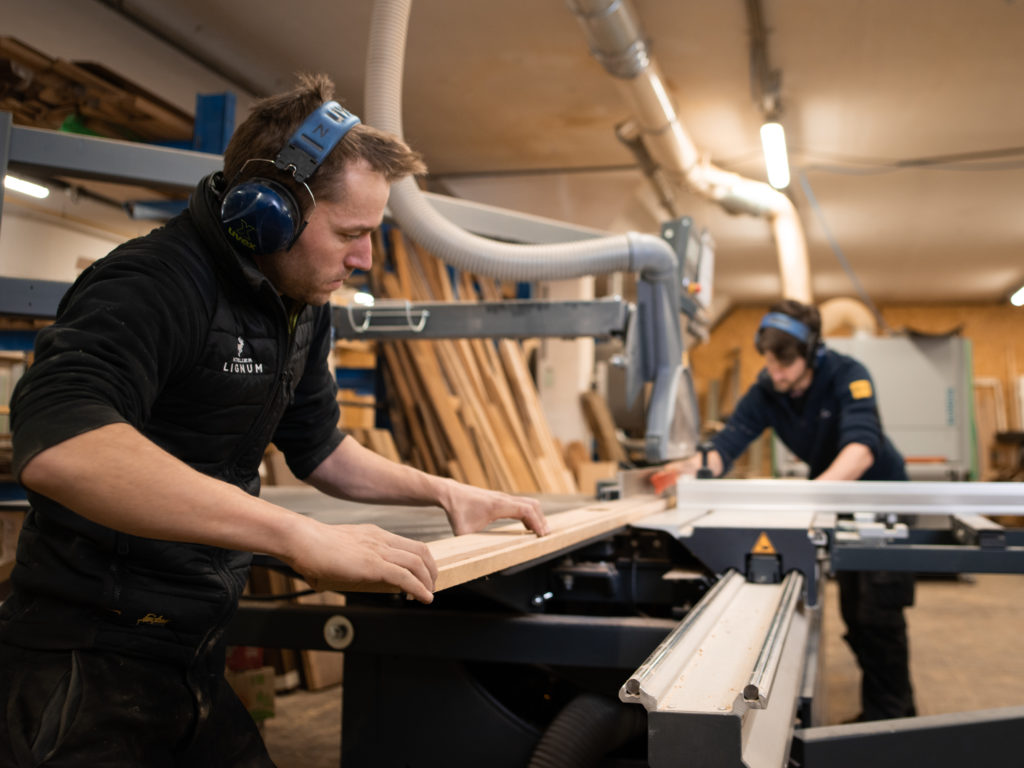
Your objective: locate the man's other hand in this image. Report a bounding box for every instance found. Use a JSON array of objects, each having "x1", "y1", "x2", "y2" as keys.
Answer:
[{"x1": 438, "y1": 479, "x2": 549, "y2": 537}]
